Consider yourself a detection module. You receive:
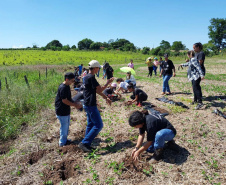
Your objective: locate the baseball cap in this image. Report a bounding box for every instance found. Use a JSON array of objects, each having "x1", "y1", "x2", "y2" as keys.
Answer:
[
  {"x1": 164, "y1": 54, "x2": 169, "y2": 58},
  {"x1": 154, "y1": 57, "x2": 158, "y2": 60},
  {"x1": 111, "y1": 83, "x2": 117, "y2": 88},
  {"x1": 65, "y1": 72, "x2": 75, "y2": 80},
  {"x1": 147, "y1": 57, "x2": 152, "y2": 60},
  {"x1": 89, "y1": 60, "x2": 101, "y2": 68}
]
